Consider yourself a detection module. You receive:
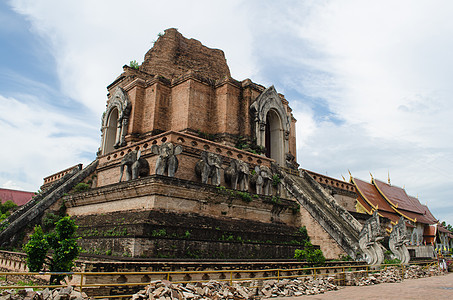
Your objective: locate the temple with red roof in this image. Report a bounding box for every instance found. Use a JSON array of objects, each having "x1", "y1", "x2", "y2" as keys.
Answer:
[
  {"x1": 0, "y1": 188, "x2": 34, "y2": 206},
  {"x1": 303, "y1": 168, "x2": 452, "y2": 258}
]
